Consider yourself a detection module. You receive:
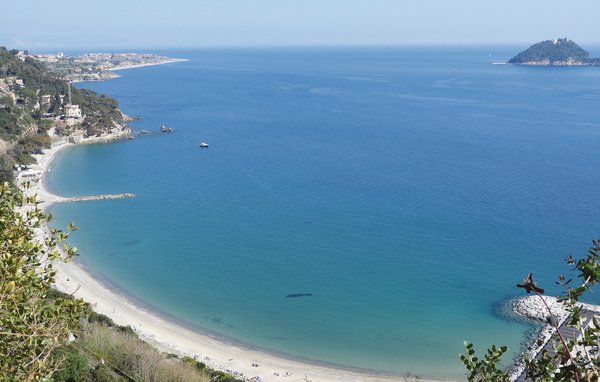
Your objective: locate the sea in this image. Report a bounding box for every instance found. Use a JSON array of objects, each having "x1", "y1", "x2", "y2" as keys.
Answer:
[{"x1": 46, "y1": 46, "x2": 600, "y2": 380}]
